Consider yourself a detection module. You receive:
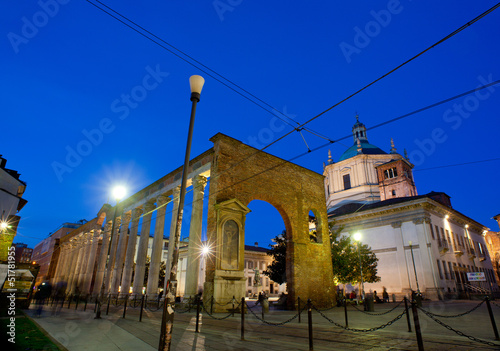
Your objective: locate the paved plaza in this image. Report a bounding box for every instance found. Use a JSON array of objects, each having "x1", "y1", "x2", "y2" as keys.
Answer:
[{"x1": 23, "y1": 299, "x2": 500, "y2": 350}]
